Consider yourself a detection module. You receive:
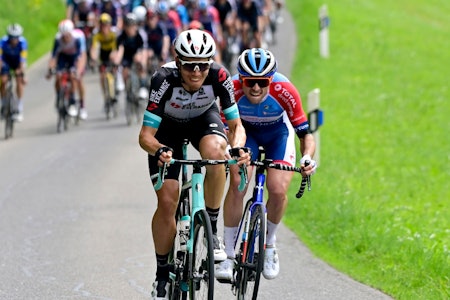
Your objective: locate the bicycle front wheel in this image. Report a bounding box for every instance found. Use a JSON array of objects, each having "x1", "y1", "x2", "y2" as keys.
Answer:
[
  {"x1": 56, "y1": 90, "x2": 67, "y2": 133},
  {"x1": 190, "y1": 209, "x2": 214, "y2": 300},
  {"x1": 237, "y1": 203, "x2": 266, "y2": 300}
]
